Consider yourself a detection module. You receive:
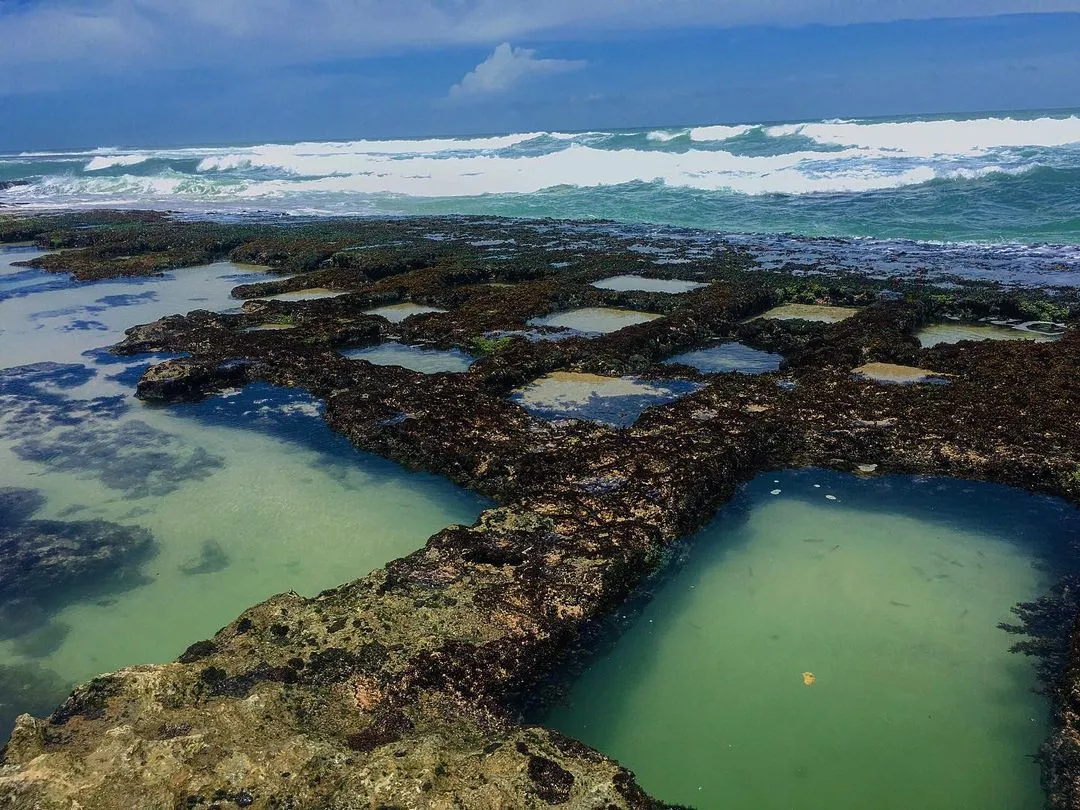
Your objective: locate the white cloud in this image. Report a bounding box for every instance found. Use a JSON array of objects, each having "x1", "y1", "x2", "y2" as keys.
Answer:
[
  {"x1": 1, "y1": 0, "x2": 1080, "y2": 91},
  {"x1": 448, "y1": 42, "x2": 585, "y2": 100}
]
